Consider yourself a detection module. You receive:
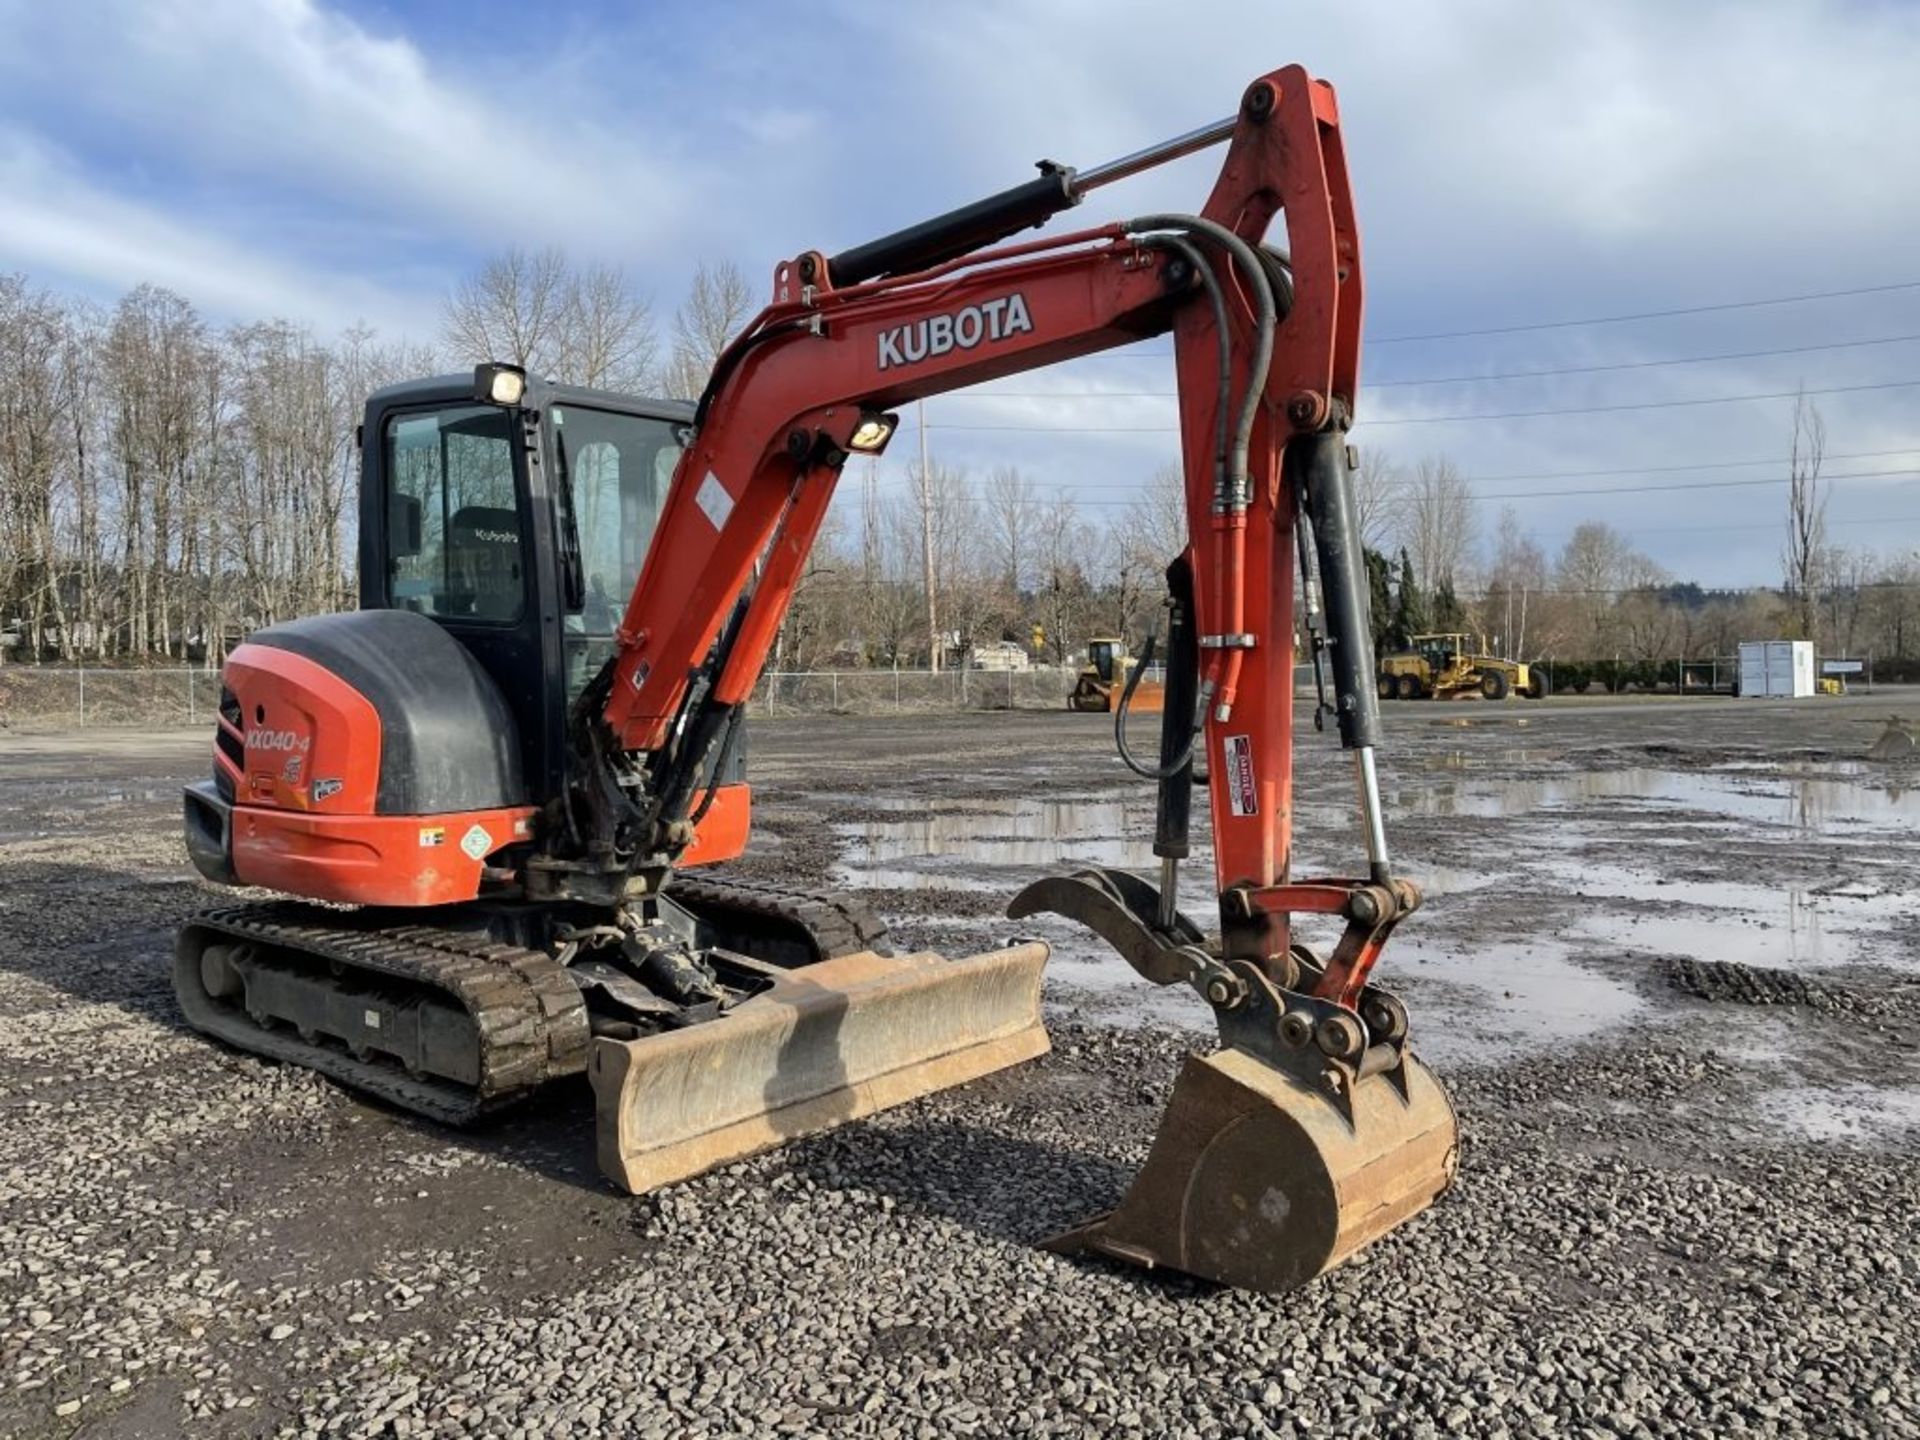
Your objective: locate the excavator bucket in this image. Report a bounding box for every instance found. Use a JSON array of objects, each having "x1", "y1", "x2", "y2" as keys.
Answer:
[
  {"x1": 1050, "y1": 1047, "x2": 1457, "y2": 1291},
  {"x1": 590, "y1": 942, "x2": 1049, "y2": 1192},
  {"x1": 1011, "y1": 868, "x2": 1457, "y2": 1291}
]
